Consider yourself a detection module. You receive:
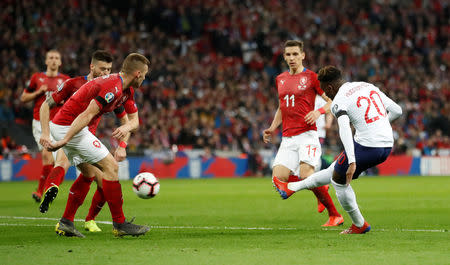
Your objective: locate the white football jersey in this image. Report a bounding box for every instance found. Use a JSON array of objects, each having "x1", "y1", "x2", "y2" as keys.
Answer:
[
  {"x1": 331, "y1": 82, "x2": 395, "y2": 147},
  {"x1": 314, "y1": 96, "x2": 326, "y2": 138}
]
